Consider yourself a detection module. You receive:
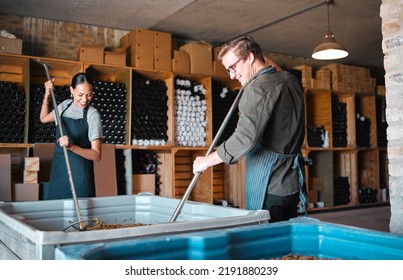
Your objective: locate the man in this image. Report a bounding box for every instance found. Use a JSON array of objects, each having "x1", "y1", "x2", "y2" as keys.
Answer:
[{"x1": 193, "y1": 35, "x2": 307, "y2": 222}]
